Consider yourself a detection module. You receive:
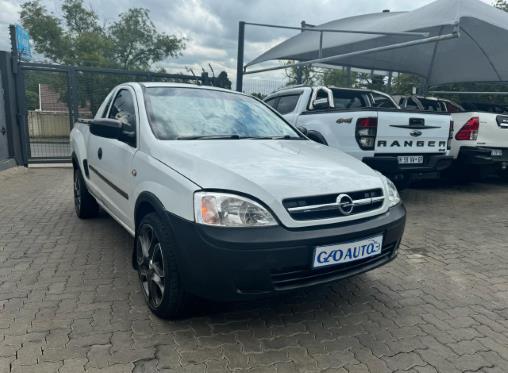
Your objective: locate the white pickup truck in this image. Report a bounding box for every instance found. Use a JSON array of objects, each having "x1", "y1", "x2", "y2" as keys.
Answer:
[
  {"x1": 396, "y1": 95, "x2": 508, "y2": 178},
  {"x1": 265, "y1": 86, "x2": 454, "y2": 186},
  {"x1": 70, "y1": 83, "x2": 406, "y2": 318}
]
